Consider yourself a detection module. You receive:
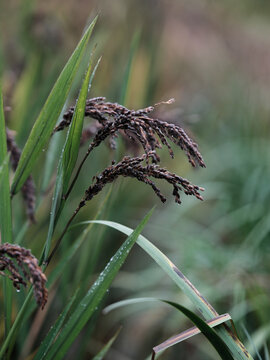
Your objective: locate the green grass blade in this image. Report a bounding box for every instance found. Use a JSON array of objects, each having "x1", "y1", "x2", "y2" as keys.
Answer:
[
  {"x1": 43, "y1": 55, "x2": 101, "y2": 261},
  {"x1": 156, "y1": 300, "x2": 234, "y2": 360},
  {"x1": 92, "y1": 327, "x2": 121, "y2": 360},
  {"x1": 61, "y1": 55, "x2": 95, "y2": 195},
  {"x1": 40, "y1": 130, "x2": 63, "y2": 194},
  {"x1": 104, "y1": 297, "x2": 233, "y2": 359},
  {"x1": 87, "y1": 220, "x2": 253, "y2": 360},
  {"x1": 103, "y1": 297, "x2": 158, "y2": 314},
  {"x1": 0, "y1": 154, "x2": 9, "y2": 185},
  {"x1": 63, "y1": 55, "x2": 101, "y2": 194},
  {"x1": 42, "y1": 55, "x2": 95, "y2": 260},
  {"x1": 11, "y1": 16, "x2": 97, "y2": 195},
  {"x1": 0, "y1": 91, "x2": 12, "y2": 244},
  {"x1": 44, "y1": 209, "x2": 153, "y2": 360},
  {"x1": 0, "y1": 188, "x2": 112, "y2": 359},
  {"x1": 47, "y1": 187, "x2": 112, "y2": 288},
  {"x1": 0, "y1": 289, "x2": 33, "y2": 359},
  {"x1": 242, "y1": 325, "x2": 262, "y2": 360},
  {"x1": 0, "y1": 90, "x2": 13, "y2": 337},
  {"x1": 33, "y1": 290, "x2": 78, "y2": 360}
]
